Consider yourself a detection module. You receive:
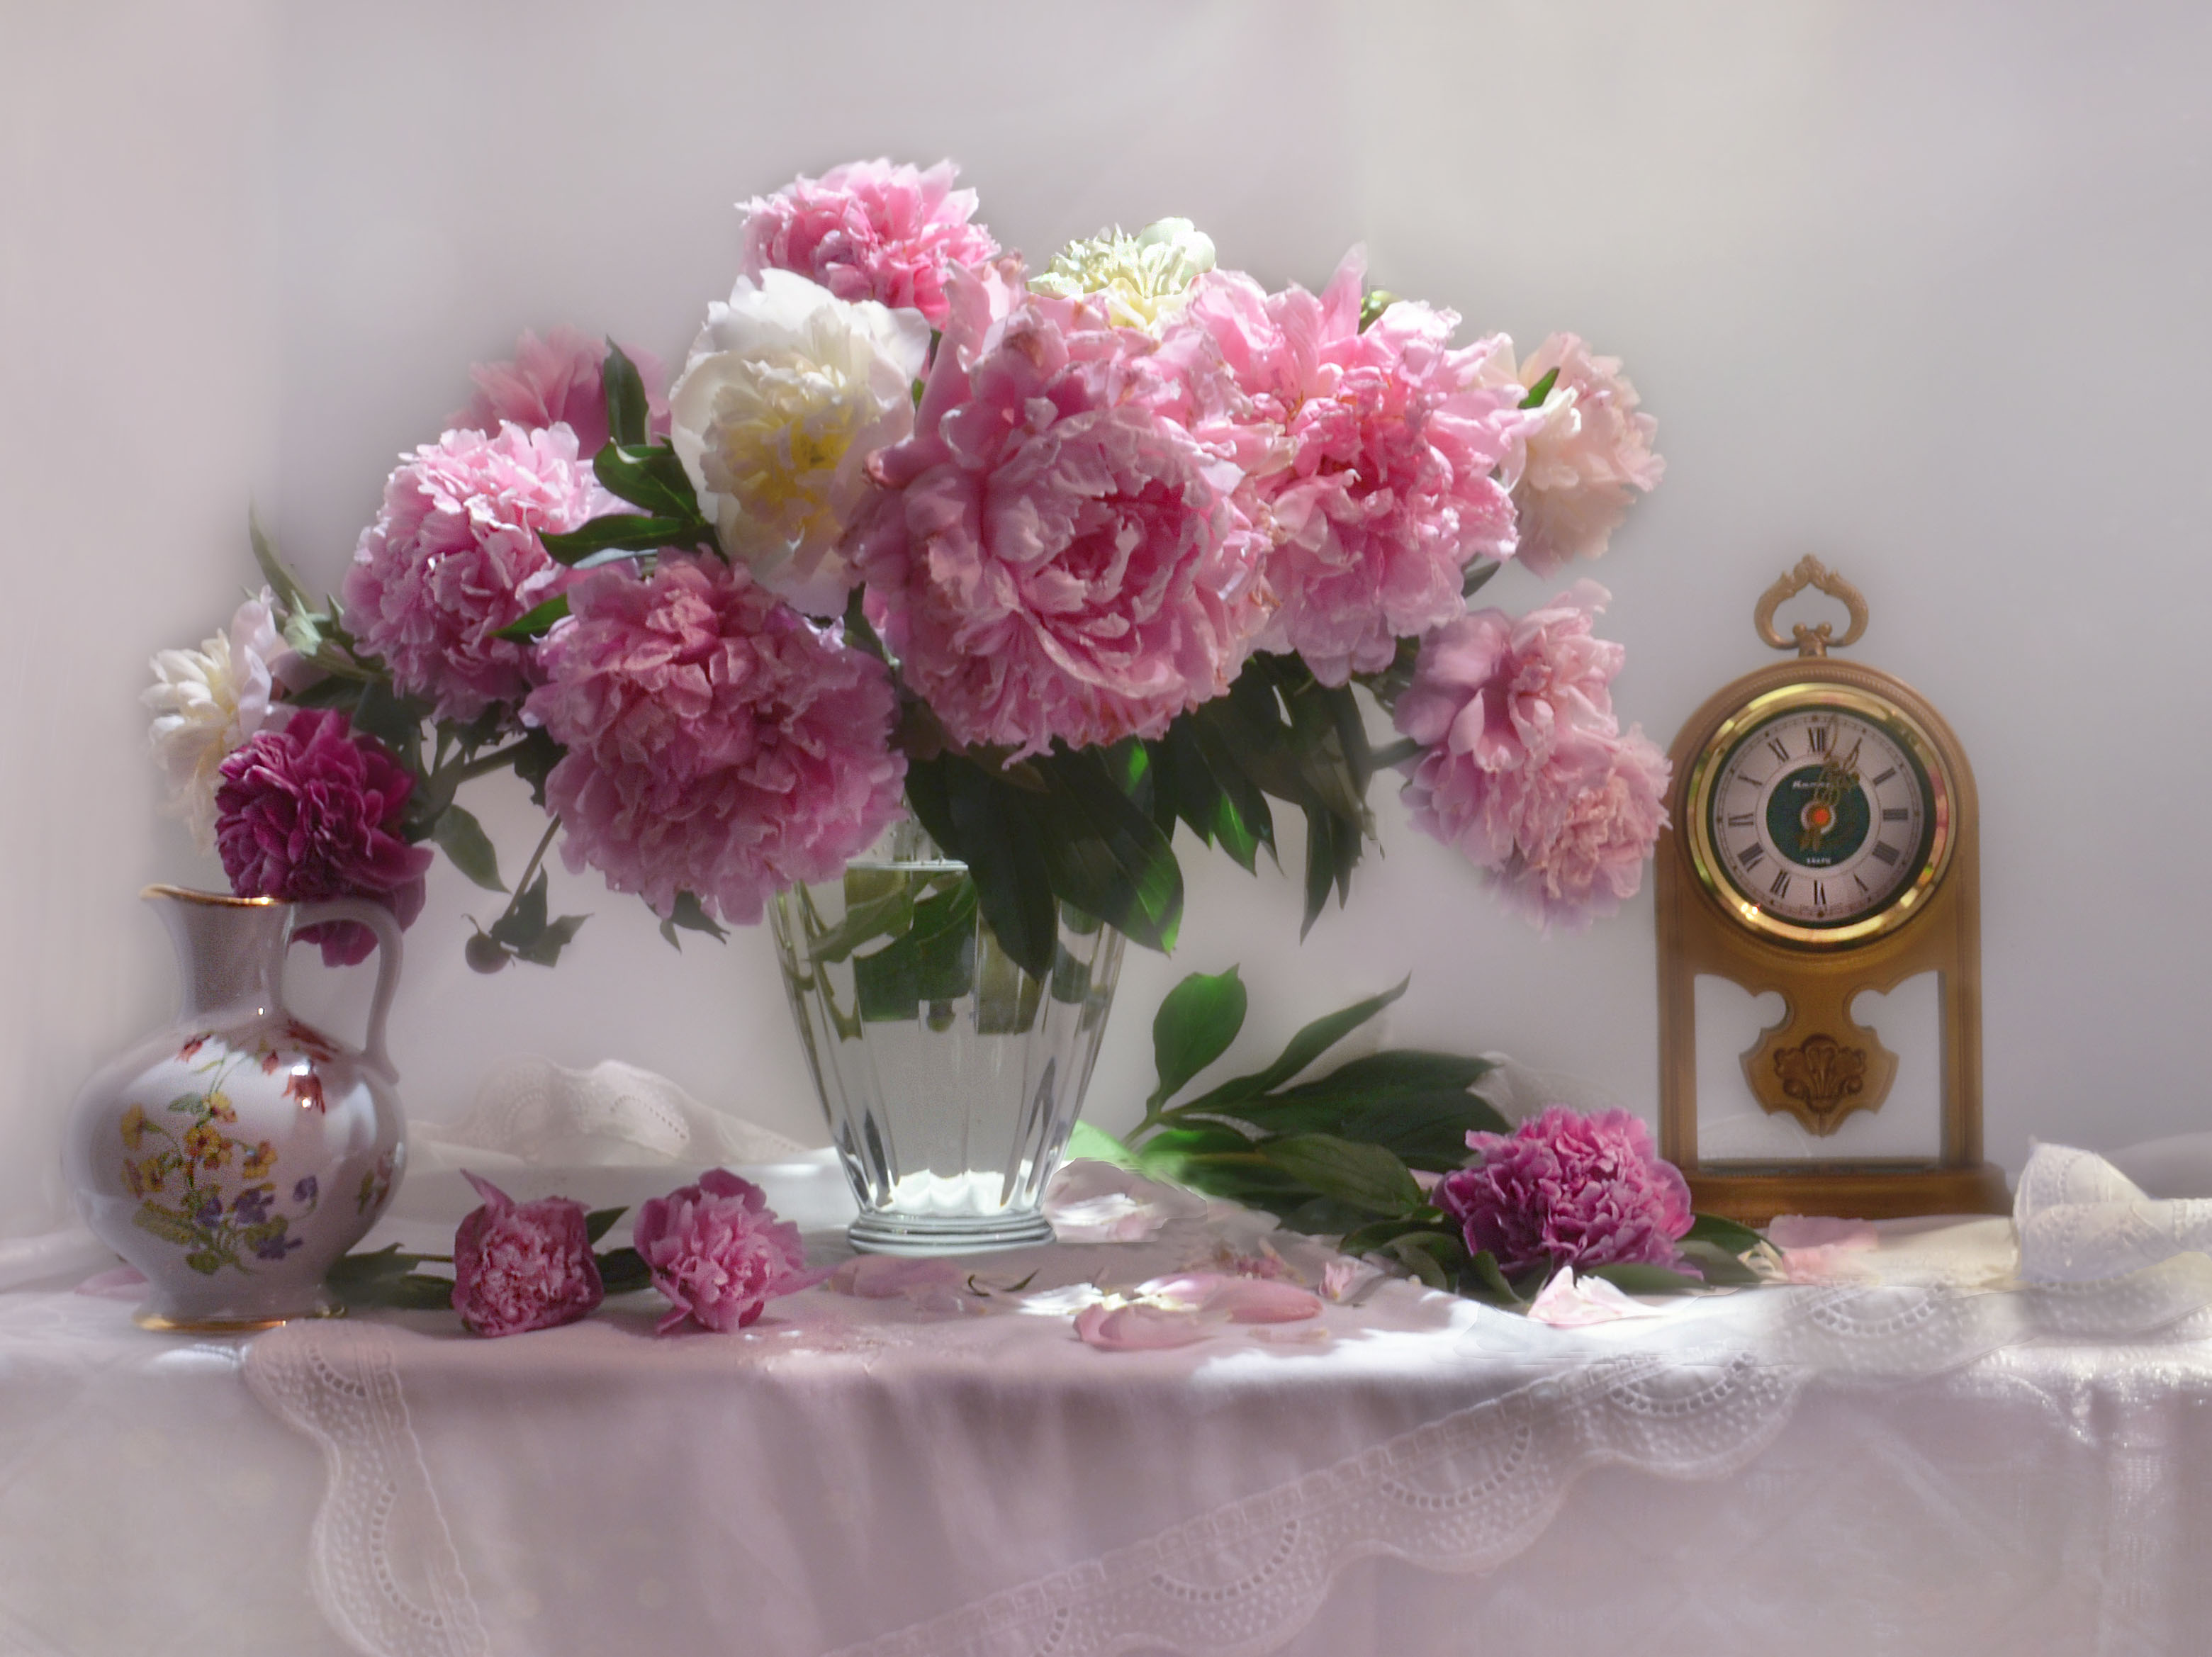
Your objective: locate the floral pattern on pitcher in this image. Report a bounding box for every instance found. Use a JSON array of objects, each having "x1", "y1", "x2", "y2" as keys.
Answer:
[
  {"x1": 119, "y1": 1033, "x2": 321, "y2": 1276},
  {"x1": 356, "y1": 1147, "x2": 398, "y2": 1218}
]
